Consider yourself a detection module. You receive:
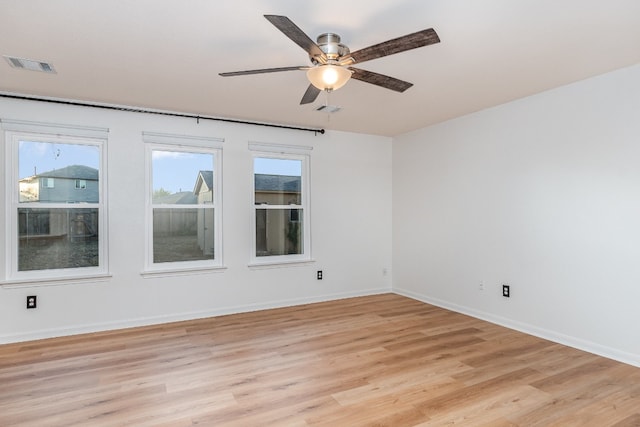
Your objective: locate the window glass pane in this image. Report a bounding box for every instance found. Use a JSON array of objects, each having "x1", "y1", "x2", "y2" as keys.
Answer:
[
  {"x1": 18, "y1": 141, "x2": 99, "y2": 203},
  {"x1": 153, "y1": 208, "x2": 214, "y2": 263},
  {"x1": 152, "y1": 151, "x2": 214, "y2": 204},
  {"x1": 255, "y1": 208, "x2": 303, "y2": 257},
  {"x1": 254, "y1": 158, "x2": 302, "y2": 205},
  {"x1": 18, "y1": 208, "x2": 99, "y2": 271}
]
